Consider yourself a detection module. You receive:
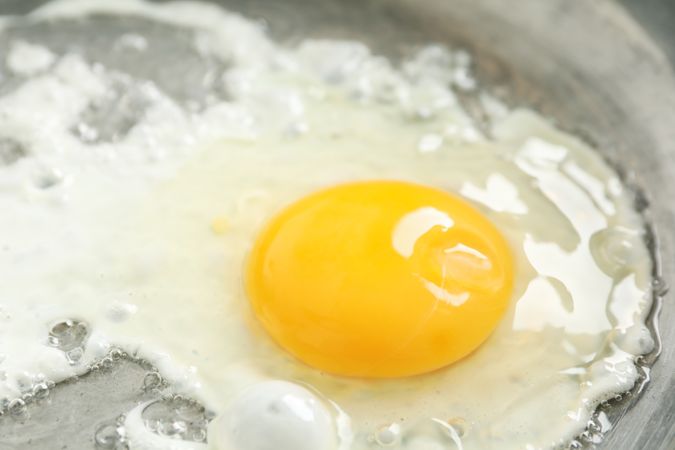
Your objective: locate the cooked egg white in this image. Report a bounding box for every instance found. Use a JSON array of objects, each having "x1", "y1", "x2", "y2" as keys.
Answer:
[{"x1": 0, "y1": 1, "x2": 655, "y2": 449}]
